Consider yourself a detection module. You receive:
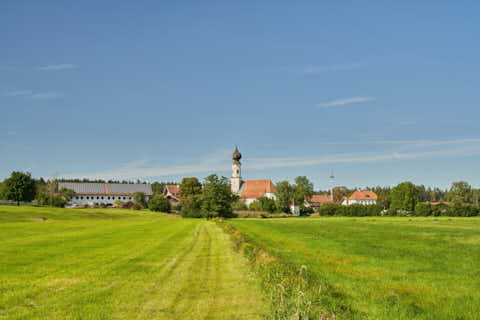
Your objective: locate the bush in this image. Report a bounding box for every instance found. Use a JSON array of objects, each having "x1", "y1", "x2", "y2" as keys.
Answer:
[
  {"x1": 181, "y1": 195, "x2": 203, "y2": 218},
  {"x1": 232, "y1": 199, "x2": 248, "y2": 211},
  {"x1": 131, "y1": 203, "x2": 142, "y2": 210},
  {"x1": 148, "y1": 195, "x2": 171, "y2": 212},
  {"x1": 133, "y1": 192, "x2": 146, "y2": 208},
  {"x1": 248, "y1": 197, "x2": 277, "y2": 213},
  {"x1": 300, "y1": 205, "x2": 314, "y2": 216},
  {"x1": 317, "y1": 203, "x2": 382, "y2": 217},
  {"x1": 114, "y1": 200, "x2": 124, "y2": 208},
  {"x1": 414, "y1": 203, "x2": 433, "y2": 216},
  {"x1": 122, "y1": 201, "x2": 135, "y2": 209}
]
